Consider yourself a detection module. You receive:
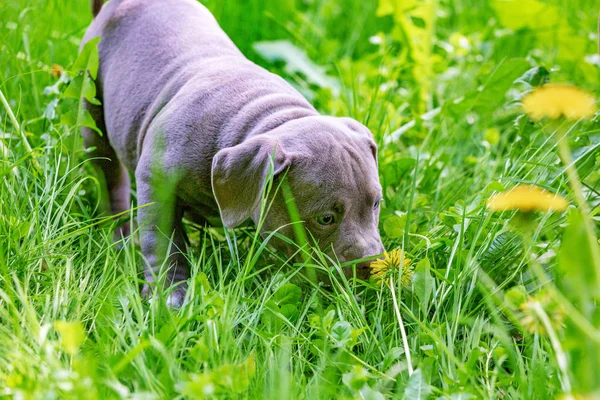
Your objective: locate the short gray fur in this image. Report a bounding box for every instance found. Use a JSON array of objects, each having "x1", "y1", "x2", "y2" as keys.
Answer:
[{"x1": 82, "y1": 0, "x2": 384, "y2": 307}]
